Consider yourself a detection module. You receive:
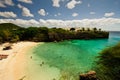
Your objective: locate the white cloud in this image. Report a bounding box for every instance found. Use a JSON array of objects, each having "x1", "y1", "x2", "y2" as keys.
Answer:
[
  {"x1": 46, "y1": 12, "x2": 49, "y2": 15},
  {"x1": 88, "y1": 3, "x2": 90, "y2": 7},
  {"x1": 0, "y1": 0, "x2": 14, "y2": 7},
  {"x1": 5, "y1": 0, "x2": 14, "y2": 6},
  {"x1": 52, "y1": 0, "x2": 60, "y2": 7},
  {"x1": 39, "y1": 19, "x2": 66, "y2": 27},
  {"x1": 104, "y1": 12, "x2": 115, "y2": 17},
  {"x1": 61, "y1": 0, "x2": 65, "y2": 2},
  {"x1": 39, "y1": 18, "x2": 120, "y2": 31},
  {"x1": 0, "y1": 2, "x2": 6, "y2": 7},
  {"x1": 22, "y1": 7, "x2": 34, "y2": 17},
  {"x1": 1, "y1": 18, "x2": 120, "y2": 31},
  {"x1": 90, "y1": 12, "x2": 95, "y2": 15},
  {"x1": 0, "y1": 11, "x2": 17, "y2": 18},
  {"x1": 54, "y1": 13, "x2": 61, "y2": 17},
  {"x1": 17, "y1": 4, "x2": 34, "y2": 17},
  {"x1": 0, "y1": 19, "x2": 39, "y2": 27},
  {"x1": 17, "y1": 4, "x2": 23, "y2": 8},
  {"x1": 72, "y1": 13, "x2": 78, "y2": 17},
  {"x1": 58, "y1": 13, "x2": 61, "y2": 16},
  {"x1": 66, "y1": 0, "x2": 82, "y2": 9},
  {"x1": 14, "y1": 19, "x2": 39, "y2": 27},
  {"x1": 38, "y1": 9, "x2": 46, "y2": 16},
  {"x1": 54, "y1": 14, "x2": 57, "y2": 17},
  {"x1": 18, "y1": 0, "x2": 32, "y2": 4}
]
